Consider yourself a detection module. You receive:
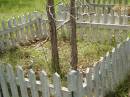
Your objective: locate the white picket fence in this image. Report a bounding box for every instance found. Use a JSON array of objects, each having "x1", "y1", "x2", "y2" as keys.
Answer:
[
  {"x1": 0, "y1": 37, "x2": 130, "y2": 97},
  {"x1": 1, "y1": 0, "x2": 130, "y2": 52},
  {"x1": 0, "y1": 11, "x2": 48, "y2": 52},
  {"x1": 57, "y1": 0, "x2": 129, "y2": 20},
  {"x1": 1, "y1": 9, "x2": 130, "y2": 52}
]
